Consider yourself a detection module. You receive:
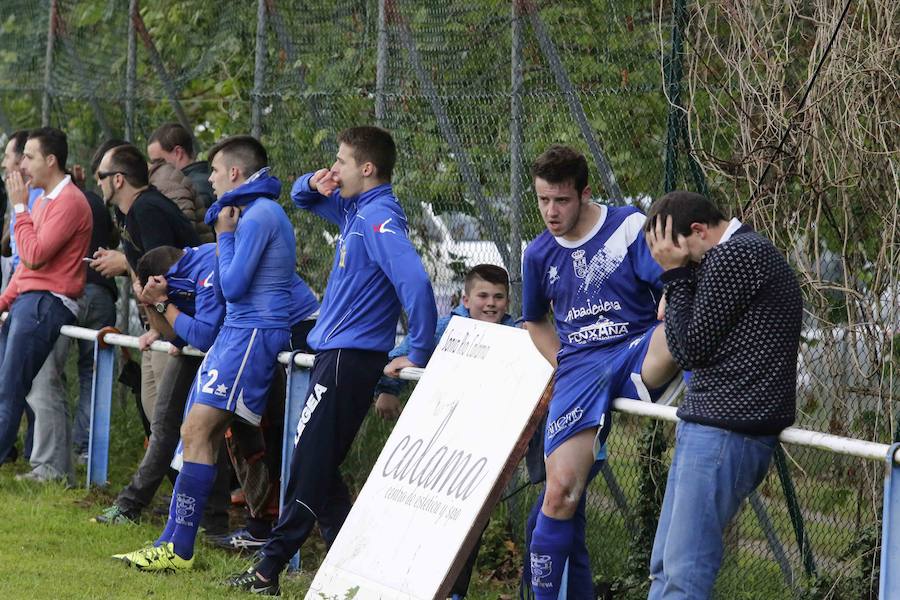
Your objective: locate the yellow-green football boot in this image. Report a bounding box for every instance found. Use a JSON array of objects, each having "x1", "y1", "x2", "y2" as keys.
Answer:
[{"x1": 120, "y1": 542, "x2": 194, "y2": 572}]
